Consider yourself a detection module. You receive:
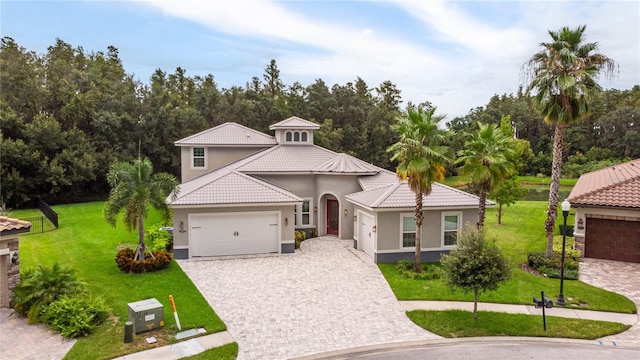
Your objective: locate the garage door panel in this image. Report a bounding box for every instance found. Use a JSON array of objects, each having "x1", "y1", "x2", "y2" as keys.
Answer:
[
  {"x1": 585, "y1": 218, "x2": 640, "y2": 263},
  {"x1": 191, "y1": 212, "x2": 279, "y2": 257}
]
